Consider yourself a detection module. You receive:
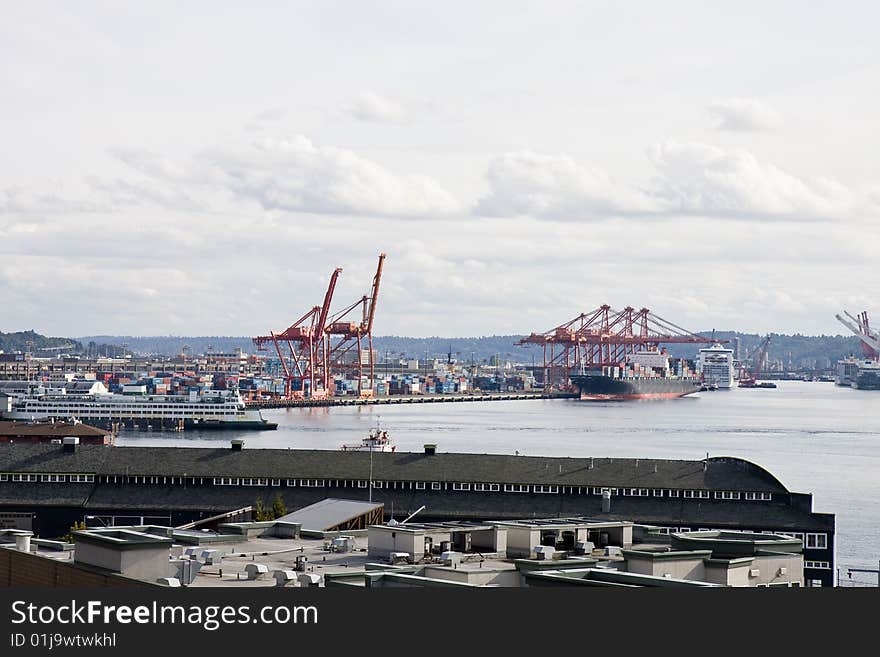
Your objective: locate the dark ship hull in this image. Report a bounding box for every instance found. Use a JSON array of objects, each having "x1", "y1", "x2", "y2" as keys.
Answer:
[{"x1": 570, "y1": 373, "x2": 702, "y2": 400}]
